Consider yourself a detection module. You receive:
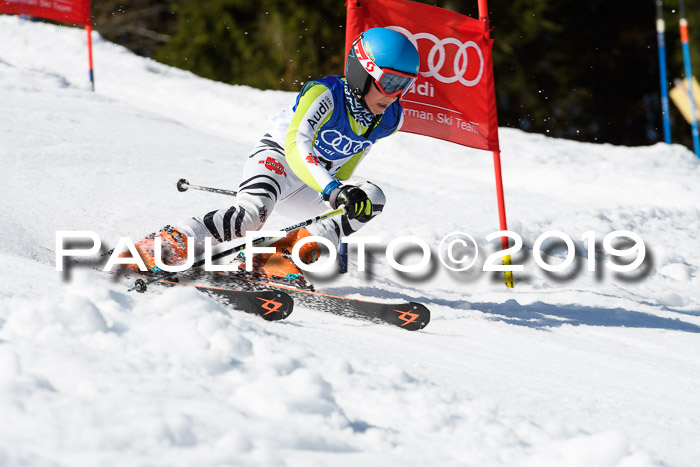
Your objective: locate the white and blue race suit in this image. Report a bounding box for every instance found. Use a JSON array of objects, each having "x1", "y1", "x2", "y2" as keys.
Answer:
[{"x1": 176, "y1": 76, "x2": 404, "y2": 252}]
